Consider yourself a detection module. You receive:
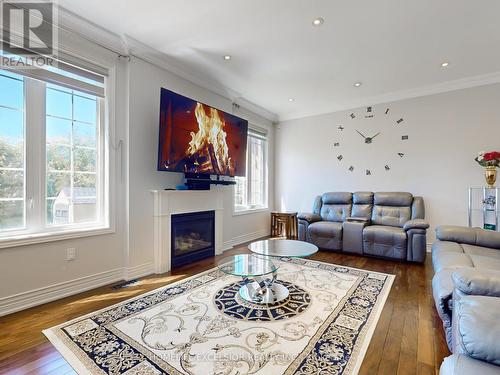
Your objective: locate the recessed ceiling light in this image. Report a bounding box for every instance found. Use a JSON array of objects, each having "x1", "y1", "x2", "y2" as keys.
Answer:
[
  {"x1": 223, "y1": 55, "x2": 231, "y2": 61},
  {"x1": 354, "y1": 82, "x2": 362, "y2": 87},
  {"x1": 312, "y1": 17, "x2": 324, "y2": 26},
  {"x1": 441, "y1": 61, "x2": 450, "y2": 67},
  {"x1": 288, "y1": 98, "x2": 295, "y2": 102}
]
